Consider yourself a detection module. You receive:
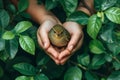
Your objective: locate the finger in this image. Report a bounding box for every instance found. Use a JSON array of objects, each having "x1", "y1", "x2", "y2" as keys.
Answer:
[
  {"x1": 58, "y1": 33, "x2": 84, "y2": 61},
  {"x1": 37, "y1": 31, "x2": 44, "y2": 48},
  {"x1": 67, "y1": 32, "x2": 83, "y2": 52},
  {"x1": 38, "y1": 28, "x2": 50, "y2": 49},
  {"x1": 72, "y1": 34, "x2": 84, "y2": 53},
  {"x1": 46, "y1": 52, "x2": 60, "y2": 65},
  {"x1": 46, "y1": 46, "x2": 59, "y2": 59},
  {"x1": 60, "y1": 55, "x2": 71, "y2": 65},
  {"x1": 58, "y1": 49, "x2": 70, "y2": 60}
]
